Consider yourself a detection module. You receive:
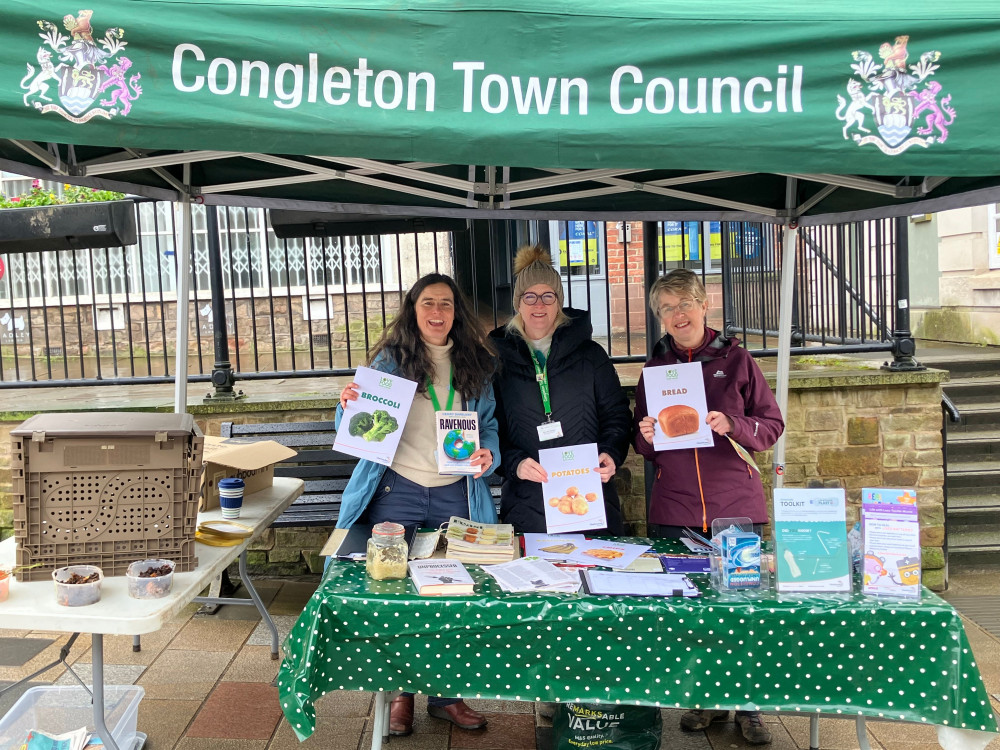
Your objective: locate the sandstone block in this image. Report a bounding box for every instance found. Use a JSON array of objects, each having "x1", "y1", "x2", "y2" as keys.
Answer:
[
  {"x1": 804, "y1": 408, "x2": 843, "y2": 432},
  {"x1": 922, "y1": 568, "x2": 945, "y2": 591},
  {"x1": 268, "y1": 547, "x2": 304, "y2": 564},
  {"x1": 902, "y1": 450, "x2": 943, "y2": 467},
  {"x1": 882, "y1": 468, "x2": 920, "y2": 486},
  {"x1": 920, "y1": 525, "x2": 945, "y2": 547},
  {"x1": 818, "y1": 447, "x2": 881, "y2": 476},
  {"x1": 921, "y1": 546, "x2": 945, "y2": 570},
  {"x1": 847, "y1": 417, "x2": 879, "y2": 446}
]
